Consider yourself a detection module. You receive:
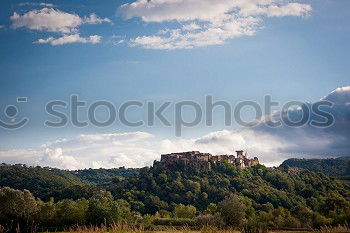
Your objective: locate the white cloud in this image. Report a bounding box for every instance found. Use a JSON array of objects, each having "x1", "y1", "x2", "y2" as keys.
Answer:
[
  {"x1": 119, "y1": 0, "x2": 312, "y2": 49},
  {"x1": 0, "y1": 129, "x2": 291, "y2": 170},
  {"x1": 18, "y1": 2, "x2": 56, "y2": 8},
  {"x1": 40, "y1": 3, "x2": 55, "y2": 7},
  {"x1": 10, "y1": 8, "x2": 110, "y2": 45},
  {"x1": 182, "y1": 23, "x2": 201, "y2": 31},
  {"x1": 40, "y1": 148, "x2": 82, "y2": 170},
  {"x1": 130, "y1": 17, "x2": 260, "y2": 49},
  {"x1": 261, "y1": 3, "x2": 311, "y2": 17},
  {"x1": 34, "y1": 34, "x2": 102, "y2": 46},
  {"x1": 119, "y1": 0, "x2": 311, "y2": 23},
  {"x1": 84, "y1": 13, "x2": 111, "y2": 24},
  {"x1": 11, "y1": 8, "x2": 83, "y2": 33},
  {"x1": 0, "y1": 149, "x2": 38, "y2": 165},
  {"x1": 11, "y1": 8, "x2": 111, "y2": 33},
  {"x1": 78, "y1": 131, "x2": 153, "y2": 142}
]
